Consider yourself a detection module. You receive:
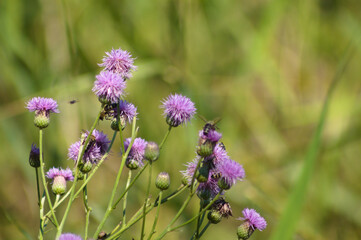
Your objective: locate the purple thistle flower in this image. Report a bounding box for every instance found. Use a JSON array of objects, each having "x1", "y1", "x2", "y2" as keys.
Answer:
[
  {"x1": 109, "y1": 100, "x2": 138, "y2": 122},
  {"x1": 161, "y1": 93, "x2": 196, "y2": 127},
  {"x1": 238, "y1": 208, "x2": 267, "y2": 231},
  {"x1": 199, "y1": 129, "x2": 222, "y2": 143},
  {"x1": 98, "y1": 48, "x2": 136, "y2": 79},
  {"x1": 211, "y1": 143, "x2": 230, "y2": 165},
  {"x1": 92, "y1": 71, "x2": 127, "y2": 104},
  {"x1": 124, "y1": 137, "x2": 148, "y2": 167},
  {"x1": 26, "y1": 97, "x2": 60, "y2": 115},
  {"x1": 197, "y1": 177, "x2": 221, "y2": 199},
  {"x1": 181, "y1": 158, "x2": 199, "y2": 184},
  {"x1": 59, "y1": 233, "x2": 83, "y2": 240},
  {"x1": 216, "y1": 158, "x2": 245, "y2": 188},
  {"x1": 68, "y1": 129, "x2": 110, "y2": 164},
  {"x1": 46, "y1": 167, "x2": 74, "y2": 181}
]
